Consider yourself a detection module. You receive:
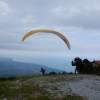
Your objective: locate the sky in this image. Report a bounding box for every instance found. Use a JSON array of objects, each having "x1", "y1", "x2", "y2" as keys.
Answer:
[{"x1": 0, "y1": 0, "x2": 100, "y2": 72}]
